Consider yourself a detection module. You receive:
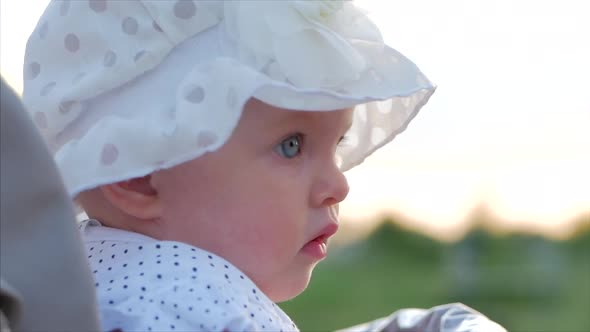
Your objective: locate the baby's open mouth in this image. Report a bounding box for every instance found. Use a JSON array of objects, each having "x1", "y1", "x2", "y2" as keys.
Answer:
[
  {"x1": 302, "y1": 223, "x2": 338, "y2": 259},
  {"x1": 311, "y1": 234, "x2": 328, "y2": 245}
]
